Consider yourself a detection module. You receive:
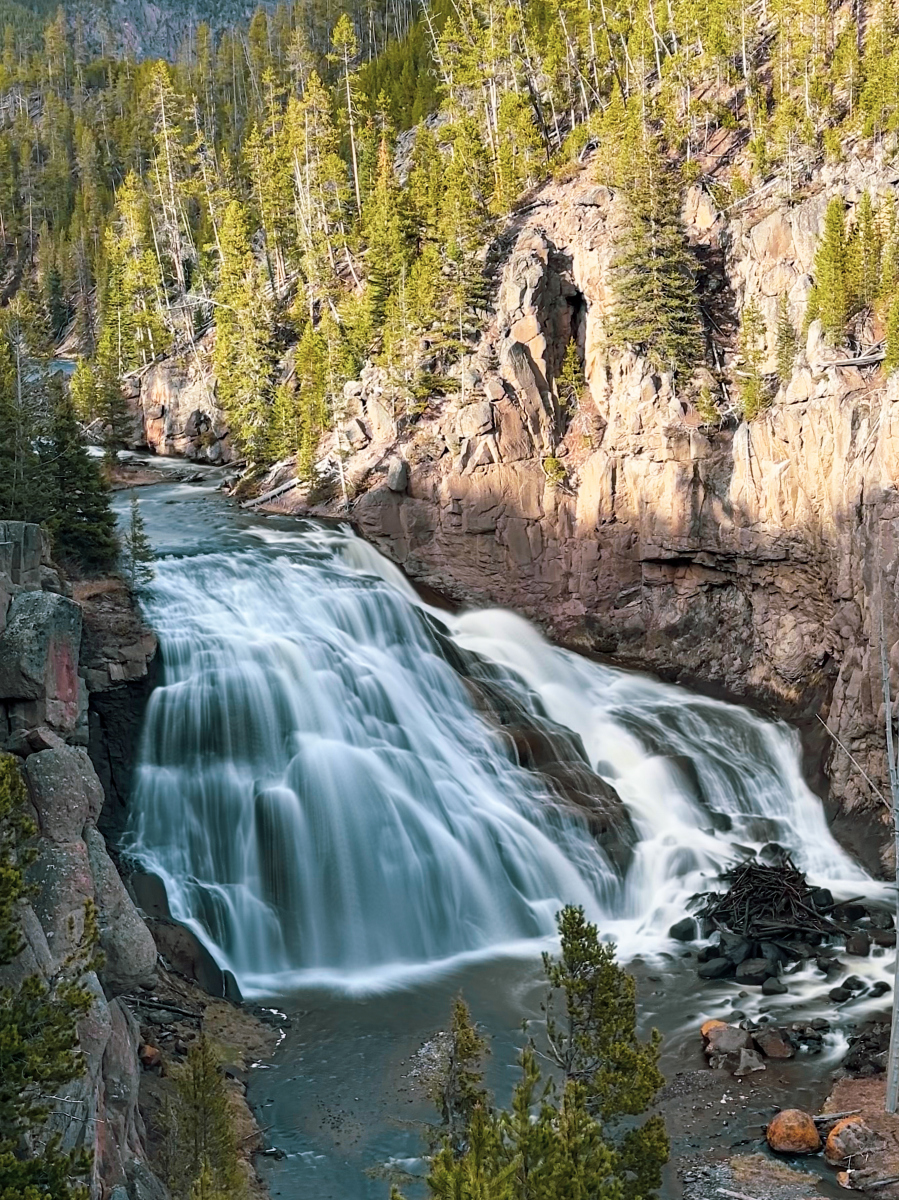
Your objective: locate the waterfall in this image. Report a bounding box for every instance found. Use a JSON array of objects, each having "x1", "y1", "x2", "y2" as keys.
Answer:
[{"x1": 125, "y1": 520, "x2": 867, "y2": 996}]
